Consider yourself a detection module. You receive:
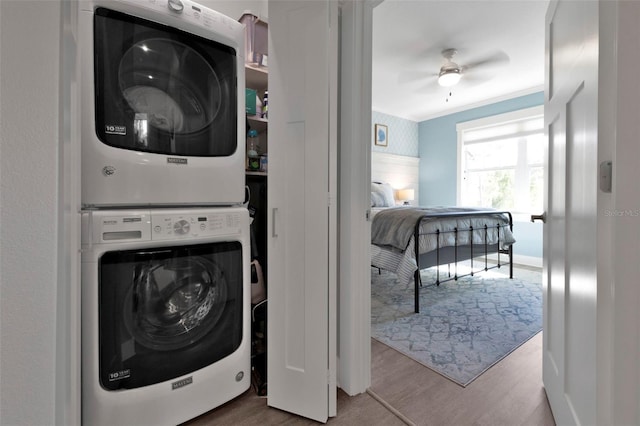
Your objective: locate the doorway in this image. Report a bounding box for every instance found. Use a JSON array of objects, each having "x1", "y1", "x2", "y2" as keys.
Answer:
[{"x1": 366, "y1": 0, "x2": 546, "y2": 416}]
